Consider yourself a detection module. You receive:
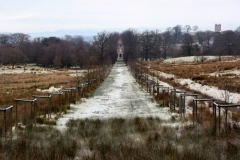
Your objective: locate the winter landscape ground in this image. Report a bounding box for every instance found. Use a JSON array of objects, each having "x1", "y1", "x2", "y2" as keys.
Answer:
[
  {"x1": 57, "y1": 60, "x2": 173, "y2": 129},
  {"x1": 1, "y1": 56, "x2": 240, "y2": 159}
]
